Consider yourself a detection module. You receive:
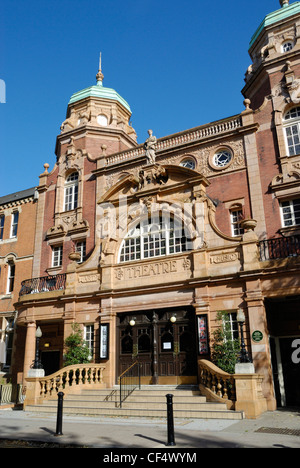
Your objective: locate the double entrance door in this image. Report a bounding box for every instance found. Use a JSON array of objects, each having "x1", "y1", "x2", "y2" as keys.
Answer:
[{"x1": 118, "y1": 308, "x2": 197, "y2": 385}]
